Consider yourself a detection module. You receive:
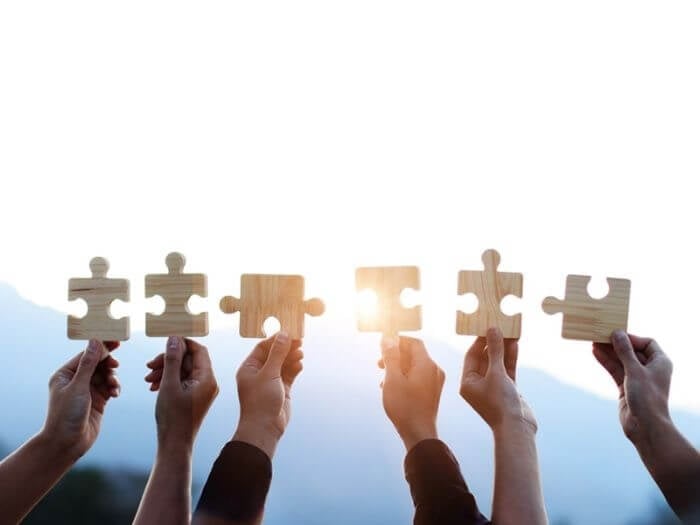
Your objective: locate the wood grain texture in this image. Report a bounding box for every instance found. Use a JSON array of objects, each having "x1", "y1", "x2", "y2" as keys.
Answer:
[
  {"x1": 542, "y1": 275, "x2": 631, "y2": 343},
  {"x1": 457, "y1": 249, "x2": 523, "y2": 338},
  {"x1": 355, "y1": 266, "x2": 421, "y2": 336},
  {"x1": 68, "y1": 257, "x2": 130, "y2": 341},
  {"x1": 220, "y1": 274, "x2": 324, "y2": 339},
  {"x1": 145, "y1": 252, "x2": 208, "y2": 337}
]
